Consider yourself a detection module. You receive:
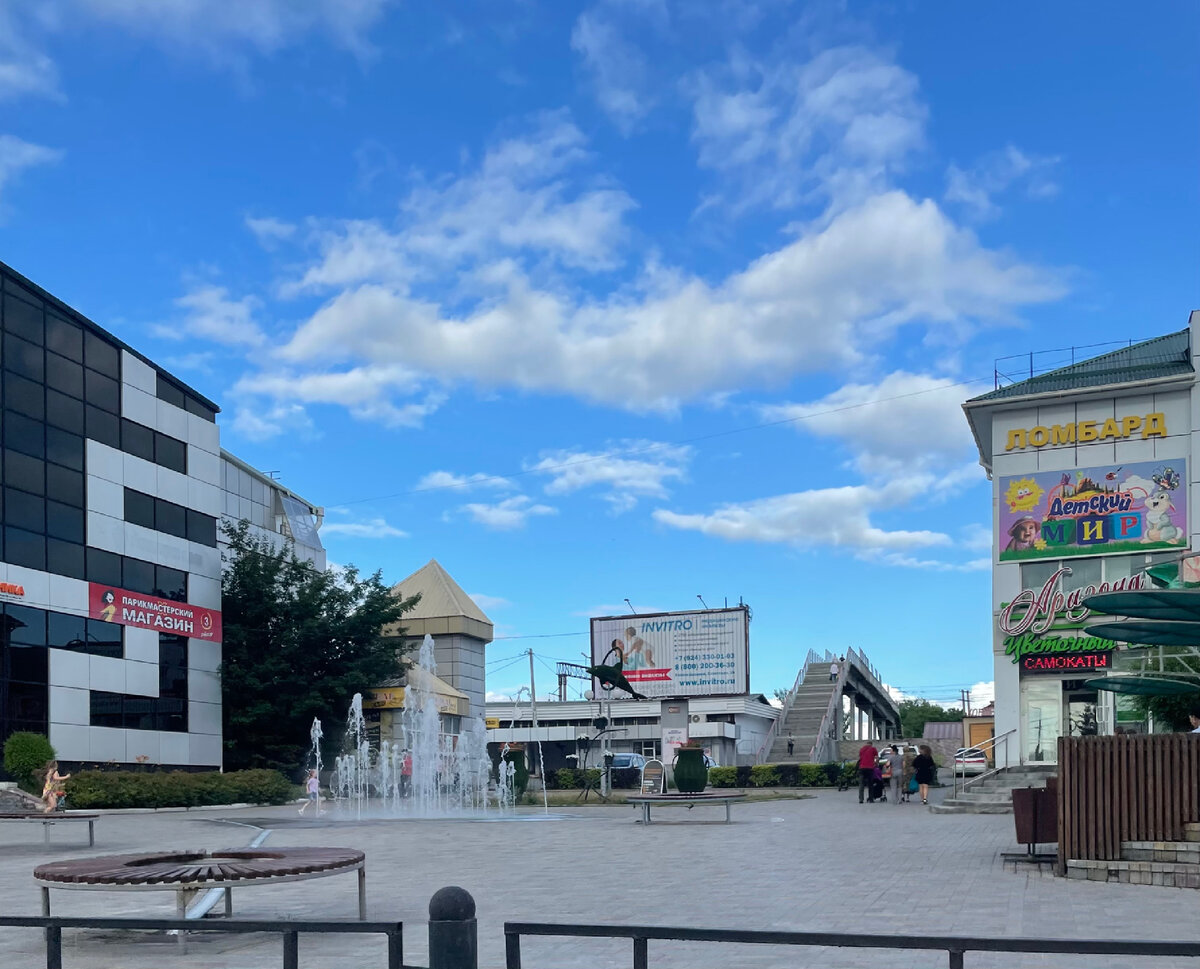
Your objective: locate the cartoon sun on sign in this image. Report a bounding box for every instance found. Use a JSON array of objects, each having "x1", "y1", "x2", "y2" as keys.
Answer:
[{"x1": 1004, "y1": 477, "x2": 1044, "y2": 512}]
